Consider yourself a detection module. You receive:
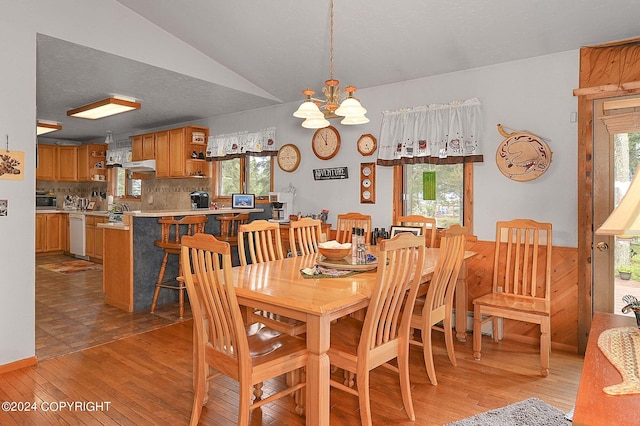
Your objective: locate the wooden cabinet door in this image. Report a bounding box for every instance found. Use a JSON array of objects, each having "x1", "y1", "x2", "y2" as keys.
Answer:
[
  {"x1": 36, "y1": 144, "x2": 58, "y2": 181},
  {"x1": 45, "y1": 214, "x2": 63, "y2": 251},
  {"x1": 85, "y1": 216, "x2": 96, "y2": 258},
  {"x1": 94, "y1": 218, "x2": 105, "y2": 260},
  {"x1": 77, "y1": 145, "x2": 90, "y2": 181},
  {"x1": 35, "y1": 215, "x2": 45, "y2": 253},
  {"x1": 131, "y1": 135, "x2": 143, "y2": 161},
  {"x1": 64, "y1": 214, "x2": 70, "y2": 253},
  {"x1": 155, "y1": 131, "x2": 170, "y2": 178},
  {"x1": 169, "y1": 128, "x2": 186, "y2": 177},
  {"x1": 142, "y1": 133, "x2": 155, "y2": 160},
  {"x1": 58, "y1": 147, "x2": 78, "y2": 181}
]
